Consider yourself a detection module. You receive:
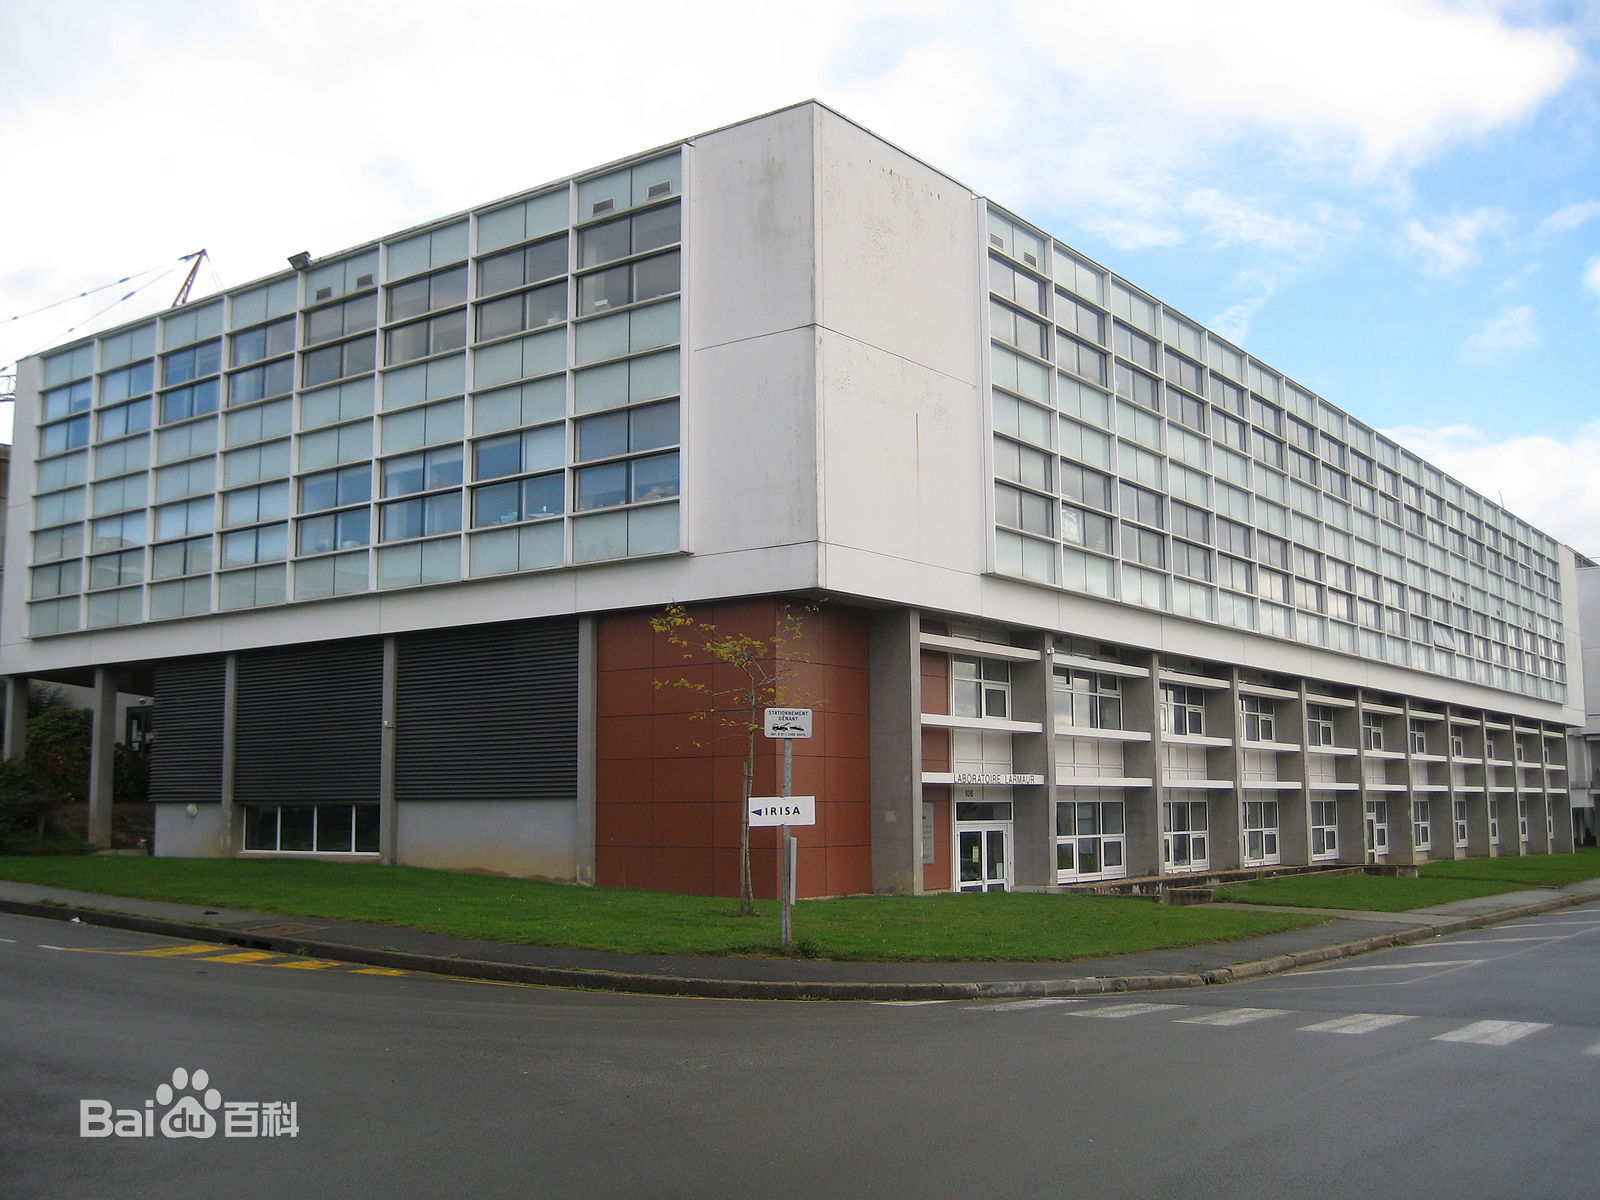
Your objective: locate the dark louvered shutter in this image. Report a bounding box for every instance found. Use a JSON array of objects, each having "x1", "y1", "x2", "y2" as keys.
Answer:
[
  {"x1": 234, "y1": 639, "x2": 382, "y2": 804},
  {"x1": 149, "y1": 656, "x2": 225, "y2": 803},
  {"x1": 395, "y1": 618, "x2": 579, "y2": 800}
]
